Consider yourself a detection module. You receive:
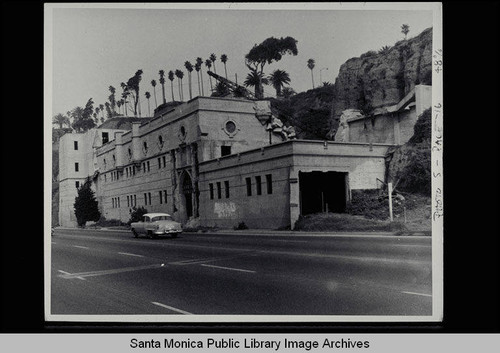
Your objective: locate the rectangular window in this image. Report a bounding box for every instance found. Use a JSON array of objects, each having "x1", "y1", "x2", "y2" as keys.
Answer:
[
  {"x1": 134, "y1": 195, "x2": 137, "y2": 207},
  {"x1": 224, "y1": 180, "x2": 230, "y2": 198},
  {"x1": 126, "y1": 168, "x2": 129, "y2": 178},
  {"x1": 118, "y1": 197, "x2": 120, "y2": 208},
  {"x1": 144, "y1": 193, "x2": 147, "y2": 205},
  {"x1": 162, "y1": 156, "x2": 166, "y2": 168},
  {"x1": 127, "y1": 195, "x2": 130, "y2": 207},
  {"x1": 209, "y1": 183, "x2": 214, "y2": 200},
  {"x1": 159, "y1": 191, "x2": 163, "y2": 204},
  {"x1": 147, "y1": 161, "x2": 150, "y2": 172},
  {"x1": 221, "y1": 145, "x2": 232, "y2": 157},
  {"x1": 104, "y1": 174, "x2": 107, "y2": 182},
  {"x1": 266, "y1": 174, "x2": 273, "y2": 194},
  {"x1": 74, "y1": 141, "x2": 78, "y2": 150},
  {"x1": 148, "y1": 192, "x2": 151, "y2": 205},
  {"x1": 217, "y1": 182, "x2": 222, "y2": 199},
  {"x1": 246, "y1": 177, "x2": 252, "y2": 196},
  {"x1": 255, "y1": 176, "x2": 262, "y2": 195},
  {"x1": 163, "y1": 190, "x2": 167, "y2": 204},
  {"x1": 102, "y1": 132, "x2": 109, "y2": 144},
  {"x1": 133, "y1": 166, "x2": 136, "y2": 175},
  {"x1": 112, "y1": 198, "x2": 115, "y2": 208},
  {"x1": 158, "y1": 157, "x2": 161, "y2": 169},
  {"x1": 75, "y1": 181, "x2": 79, "y2": 188},
  {"x1": 74, "y1": 162, "x2": 79, "y2": 172},
  {"x1": 116, "y1": 171, "x2": 119, "y2": 181}
]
